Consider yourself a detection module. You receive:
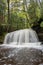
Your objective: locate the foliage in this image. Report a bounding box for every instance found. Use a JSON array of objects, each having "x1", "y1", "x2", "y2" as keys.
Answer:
[
  {"x1": 0, "y1": 0, "x2": 6, "y2": 24},
  {"x1": 40, "y1": 21, "x2": 43, "y2": 27},
  {"x1": 27, "y1": 0, "x2": 41, "y2": 27},
  {"x1": 0, "y1": 0, "x2": 43, "y2": 29},
  {"x1": 40, "y1": 0, "x2": 43, "y2": 19},
  {"x1": 10, "y1": 11, "x2": 25, "y2": 29},
  {"x1": 3, "y1": 0, "x2": 43, "y2": 29}
]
